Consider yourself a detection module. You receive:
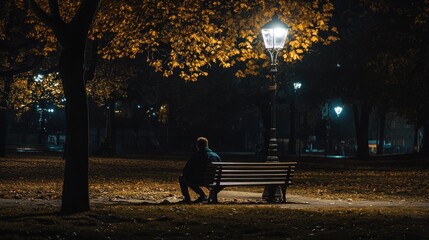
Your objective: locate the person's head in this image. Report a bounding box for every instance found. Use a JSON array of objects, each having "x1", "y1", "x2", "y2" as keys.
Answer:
[{"x1": 196, "y1": 137, "x2": 208, "y2": 150}]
